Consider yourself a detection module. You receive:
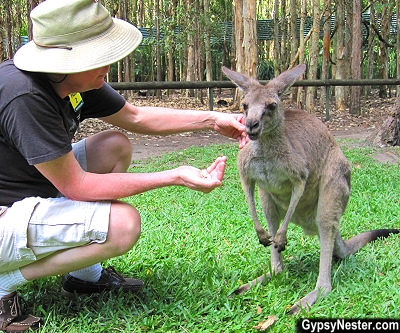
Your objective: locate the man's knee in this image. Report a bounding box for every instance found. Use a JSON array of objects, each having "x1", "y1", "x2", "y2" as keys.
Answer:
[
  {"x1": 108, "y1": 201, "x2": 141, "y2": 255},
  {"x1": 86, "y1": 130, "x2": 132, "y2": 173},
  {"x1": 106, "y1": 131, "x2": 132, "y2": 161}
]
